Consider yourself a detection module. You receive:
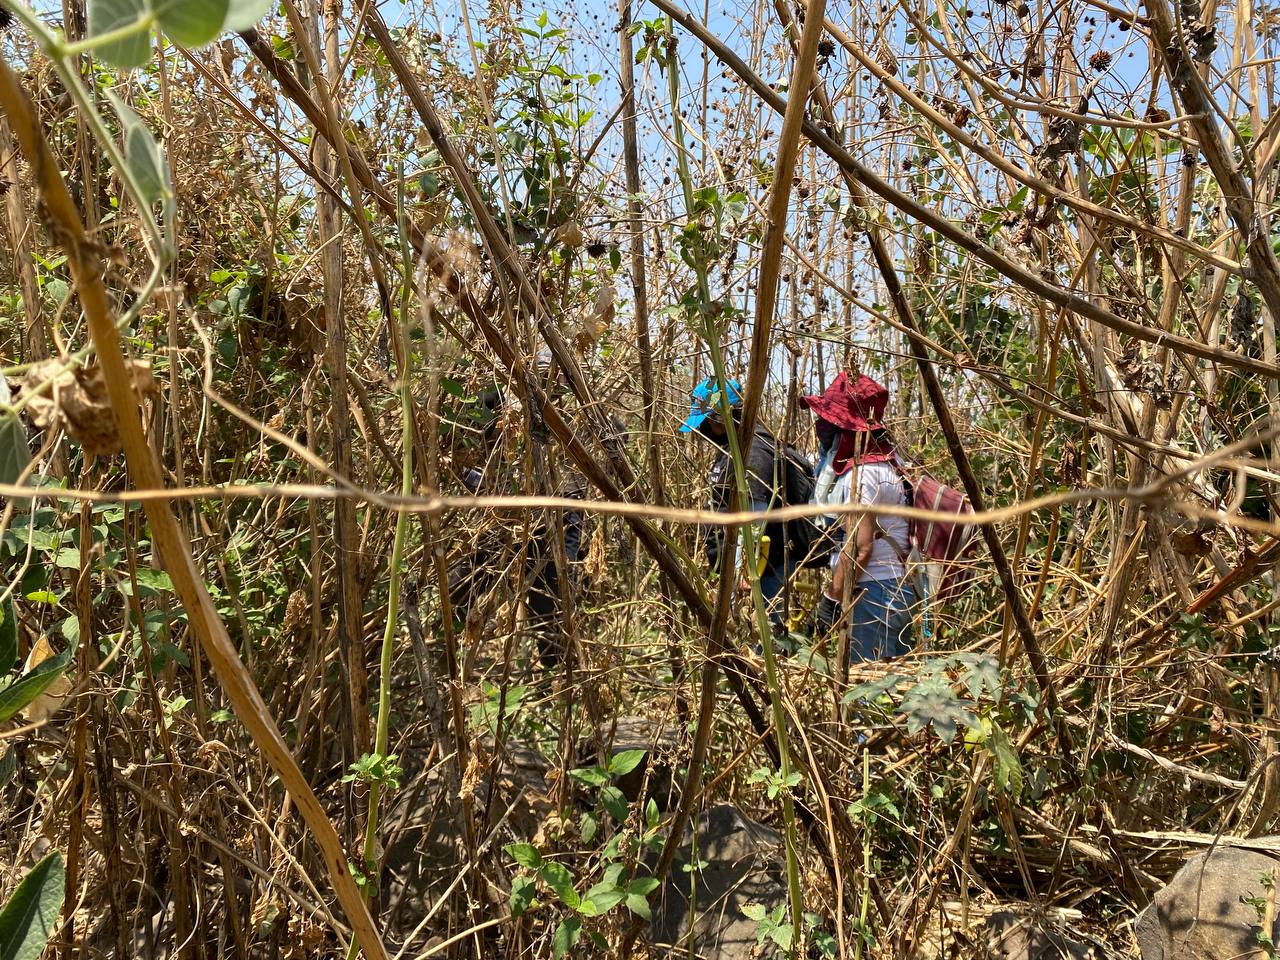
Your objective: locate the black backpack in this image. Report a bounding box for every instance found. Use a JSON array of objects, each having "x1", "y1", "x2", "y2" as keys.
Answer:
[{"x1": 774, "y1": 444, "x2": 837, "y2": 569}]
